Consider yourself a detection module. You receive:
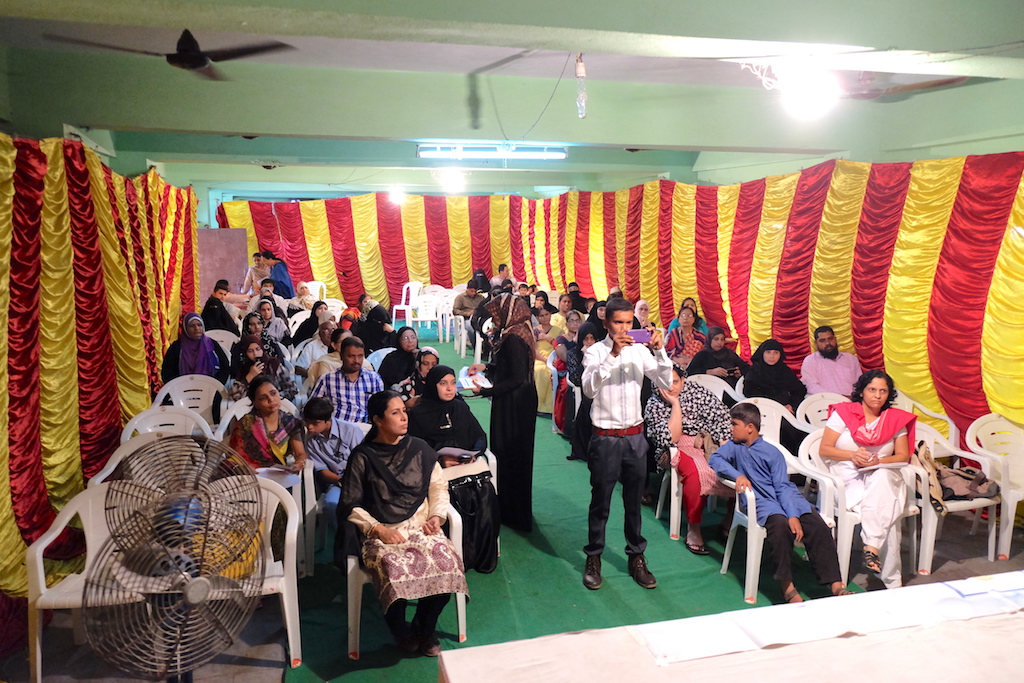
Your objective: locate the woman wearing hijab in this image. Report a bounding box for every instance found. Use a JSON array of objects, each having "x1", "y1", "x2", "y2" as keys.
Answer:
[
  {"x1": 288, "y1": 281, "x2": 318, "y2": 314},
  {"x1": 743, "y1": 338, "x2": 807, "y2": 454},
  {"x1": 585, "y1": 300, "x2": 608, "y2": 341},
  {"x1": 341, "y1": 390, "x2": 468, "y2": 657},
  {"x1": 355, "y1": 294, "x2": 396, "y2": 353},
  {"x1": 242, "y1": 312, "x2": 286, "y2": 361},
  {"x1": 396, "y1": 347, "x2": 440, "y2": 406},
  {"x1": 633, "y1": 299, "x2": 652, "y2": 330},
  {"x1": 408, "y1": 365, "x2": 487, "y2": 452},
  {"x1": 466, "y1": 294, "x2": 538, "y2": 532},
  {"x1": 378, "y1": 326, "x2": 419, "y2": 388},
  {"x1": 292, "y1": 300, "x2": 329, "y2": 345},
  {"x1": 686, "y1": 326, "x2": 749, "y2": 388},
  {"x1": 566, "y1": 321, "x2": 599, "y2": 461},
  {"x1": 228, "y1": 334, "x2": 298, "y2": 401},
  {"x1": 162, "y1": 312, "x2": 230, "y2": 383},
  {"x1": 532, "y1": 291, "x2": 557, "y2": 316}
]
